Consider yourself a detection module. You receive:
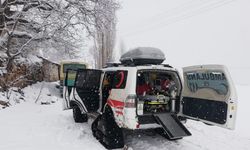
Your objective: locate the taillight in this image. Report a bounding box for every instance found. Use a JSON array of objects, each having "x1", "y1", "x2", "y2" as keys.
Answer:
[{"x1": 125, "y1": 95, "x2": 136, "y2": 108}]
